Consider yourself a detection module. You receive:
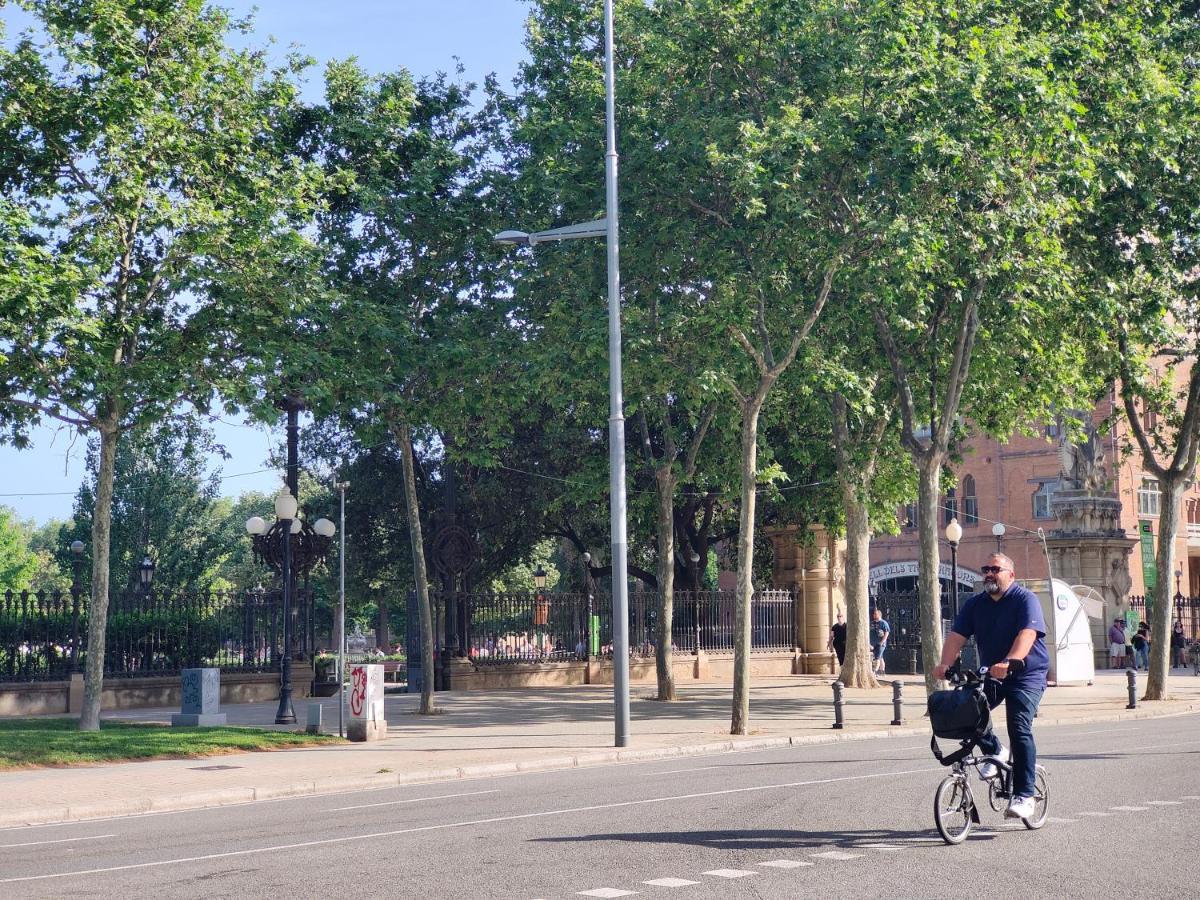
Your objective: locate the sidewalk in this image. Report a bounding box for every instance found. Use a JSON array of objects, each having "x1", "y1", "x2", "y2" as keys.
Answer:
[{"x1": 1, "y1": 670, "x2": 1197, "y2": 828}]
